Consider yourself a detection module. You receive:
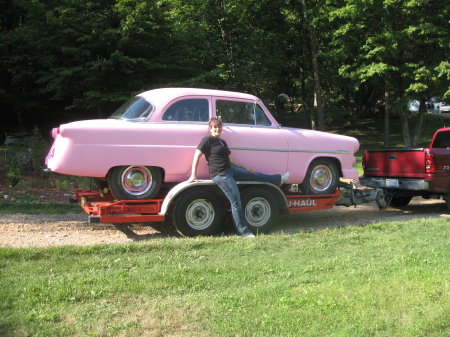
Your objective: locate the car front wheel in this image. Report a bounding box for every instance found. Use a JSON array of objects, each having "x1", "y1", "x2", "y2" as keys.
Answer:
[
  {"x1": 108, "y1": 165, "x2": 162, "y2": 200},
  {"x1": 301, "y1": 159, "x2": 339, "y2": 195}
]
